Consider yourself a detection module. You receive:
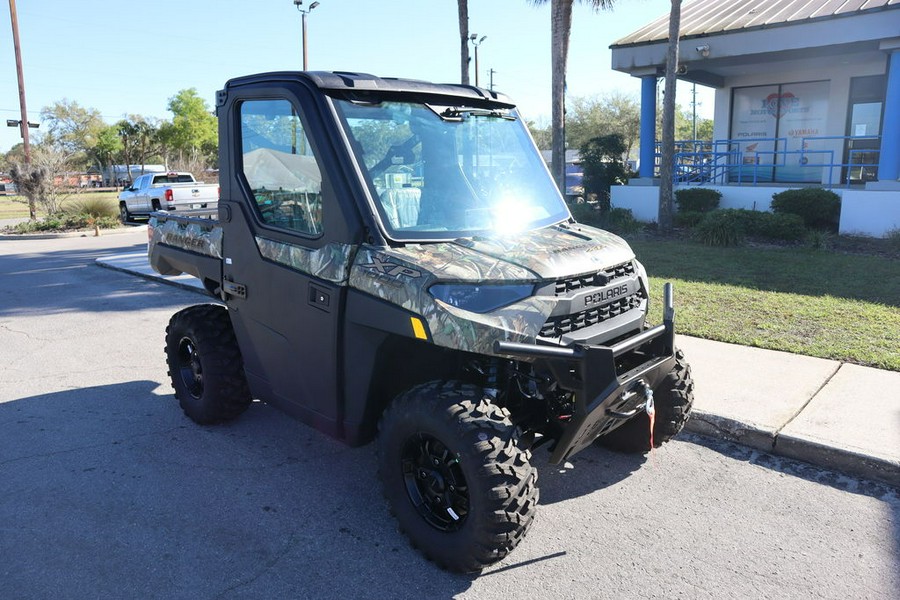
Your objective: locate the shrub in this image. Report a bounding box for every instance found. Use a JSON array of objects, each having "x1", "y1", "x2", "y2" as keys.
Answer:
[
  {"x1": 693, "y1": 211, "x2": 744, "y2": 247},
  {"x1": 600, "y1": 207, "x2": 642, "y2": 235},
  {"x1": 674, "y1": 210, "x2": 705, "y2": 229},
  {"x1": 567, "y1": 200, "x2": 601, "y2": 227},
  {"x1": 887, "y1": 227, "x2": 900, "y2": 251},
  {"x1": 805, "y1": 229, "x2": 833, "y2": 250},
  {"x1": 675, "y1": 188, "x2": 721, "y2": 213},
  {"x1": 734, "y1": 210, "x2": 806, "y2": 241},
  {"x1": 65, "y1": 196, "x2": 118, "y2": 220},
  {"x1": 771, "y1": 188, "x2": 841, "y2": 231}
]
